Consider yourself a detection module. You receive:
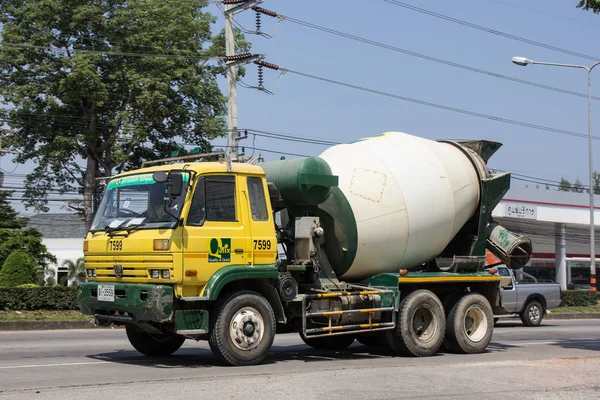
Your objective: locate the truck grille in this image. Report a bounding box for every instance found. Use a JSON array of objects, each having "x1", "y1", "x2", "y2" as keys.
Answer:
[{"x1": 85, "y1": 254, "x2": 174, "y2": 282}]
